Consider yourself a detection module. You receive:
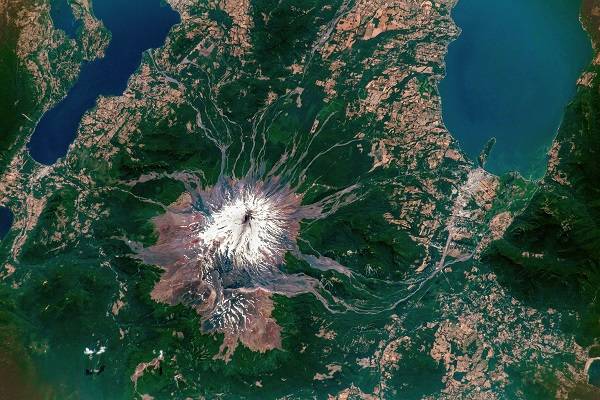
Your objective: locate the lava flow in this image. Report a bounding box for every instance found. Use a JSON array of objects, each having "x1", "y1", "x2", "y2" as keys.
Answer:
[{"x1": 135, "y1": 173, "x2": 358, "y2": 360}]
